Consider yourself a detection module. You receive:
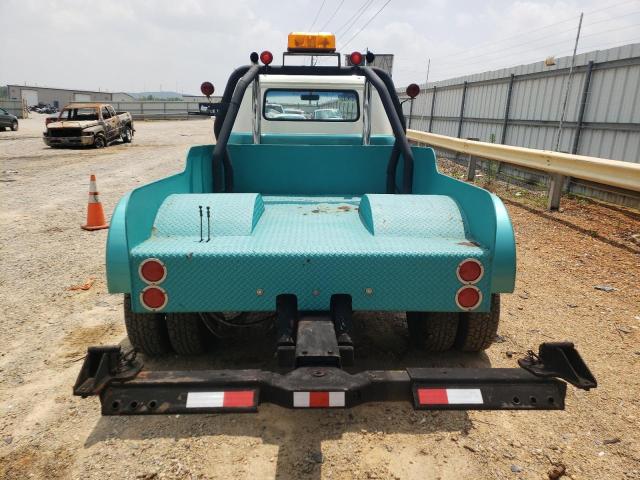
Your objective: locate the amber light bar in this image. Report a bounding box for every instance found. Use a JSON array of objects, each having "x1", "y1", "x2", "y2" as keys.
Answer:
[{"x1": 287, "y1": 32, "x2": 336, "y2": 52}]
